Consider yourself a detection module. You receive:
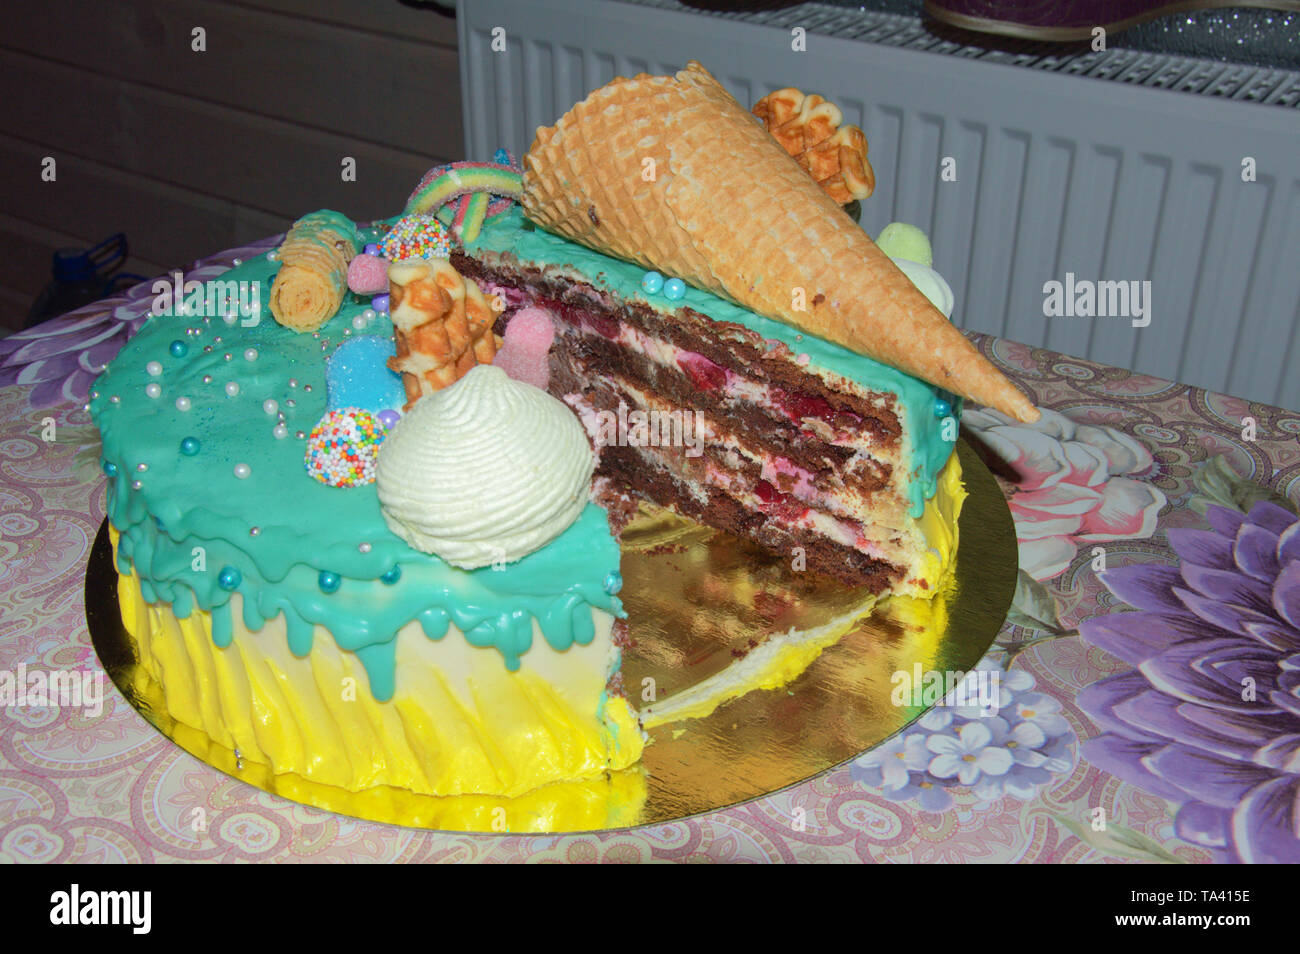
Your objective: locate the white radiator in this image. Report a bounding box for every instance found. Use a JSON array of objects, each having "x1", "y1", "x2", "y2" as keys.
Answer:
[{"x1": 456, "y1": 0, "x2": 1300, "y2": 411}]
